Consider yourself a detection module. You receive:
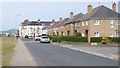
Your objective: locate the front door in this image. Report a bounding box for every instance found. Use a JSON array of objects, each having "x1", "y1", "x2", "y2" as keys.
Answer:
[{"x1": 85, "y1": 30, "x2": 88, "y2": 37}]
